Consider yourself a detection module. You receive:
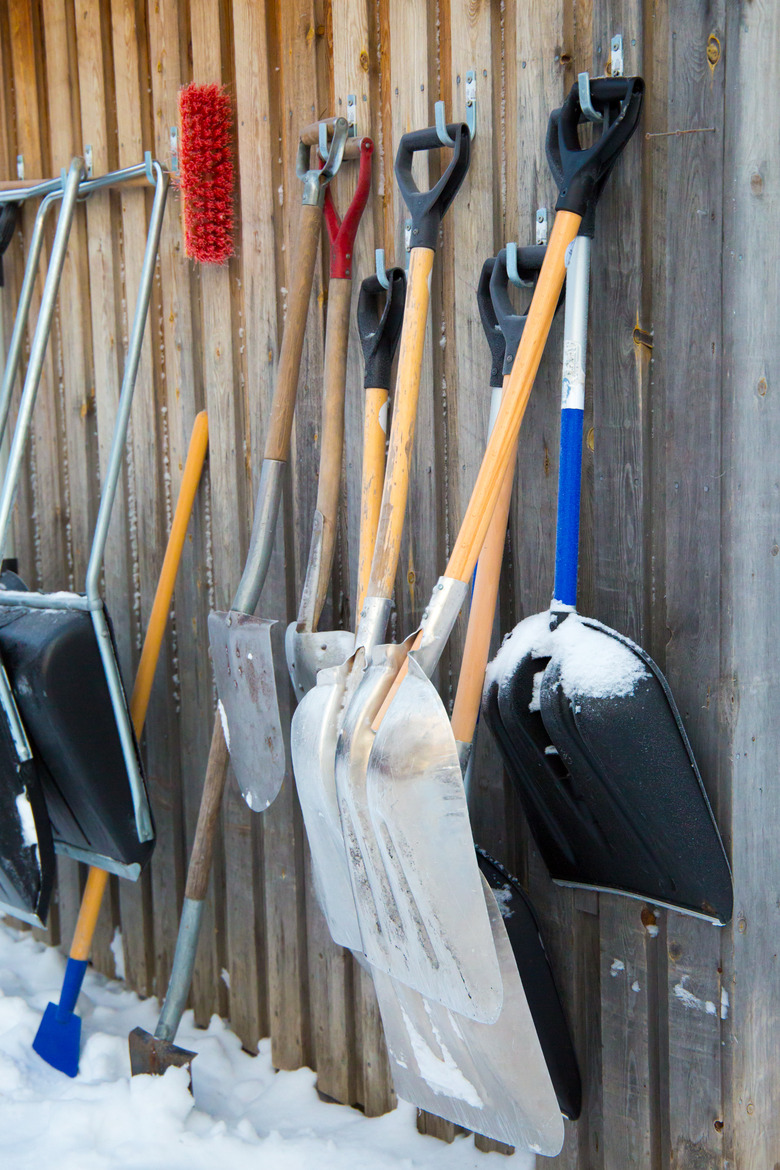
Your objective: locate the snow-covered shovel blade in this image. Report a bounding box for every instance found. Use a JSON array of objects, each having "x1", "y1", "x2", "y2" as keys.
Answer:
[
  {"x1": 0, "y1": 728, "x2": 54, "y2": 926},
  {"x1": 128, "y1": 1026, "x2": 196, "y2": 1079},
  {"x1": 370, "y1": 876, "x2": 564, "y2": 1155},
  {"x1": 208, "y1": 611, "x2": 284, "y2": 811}
]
